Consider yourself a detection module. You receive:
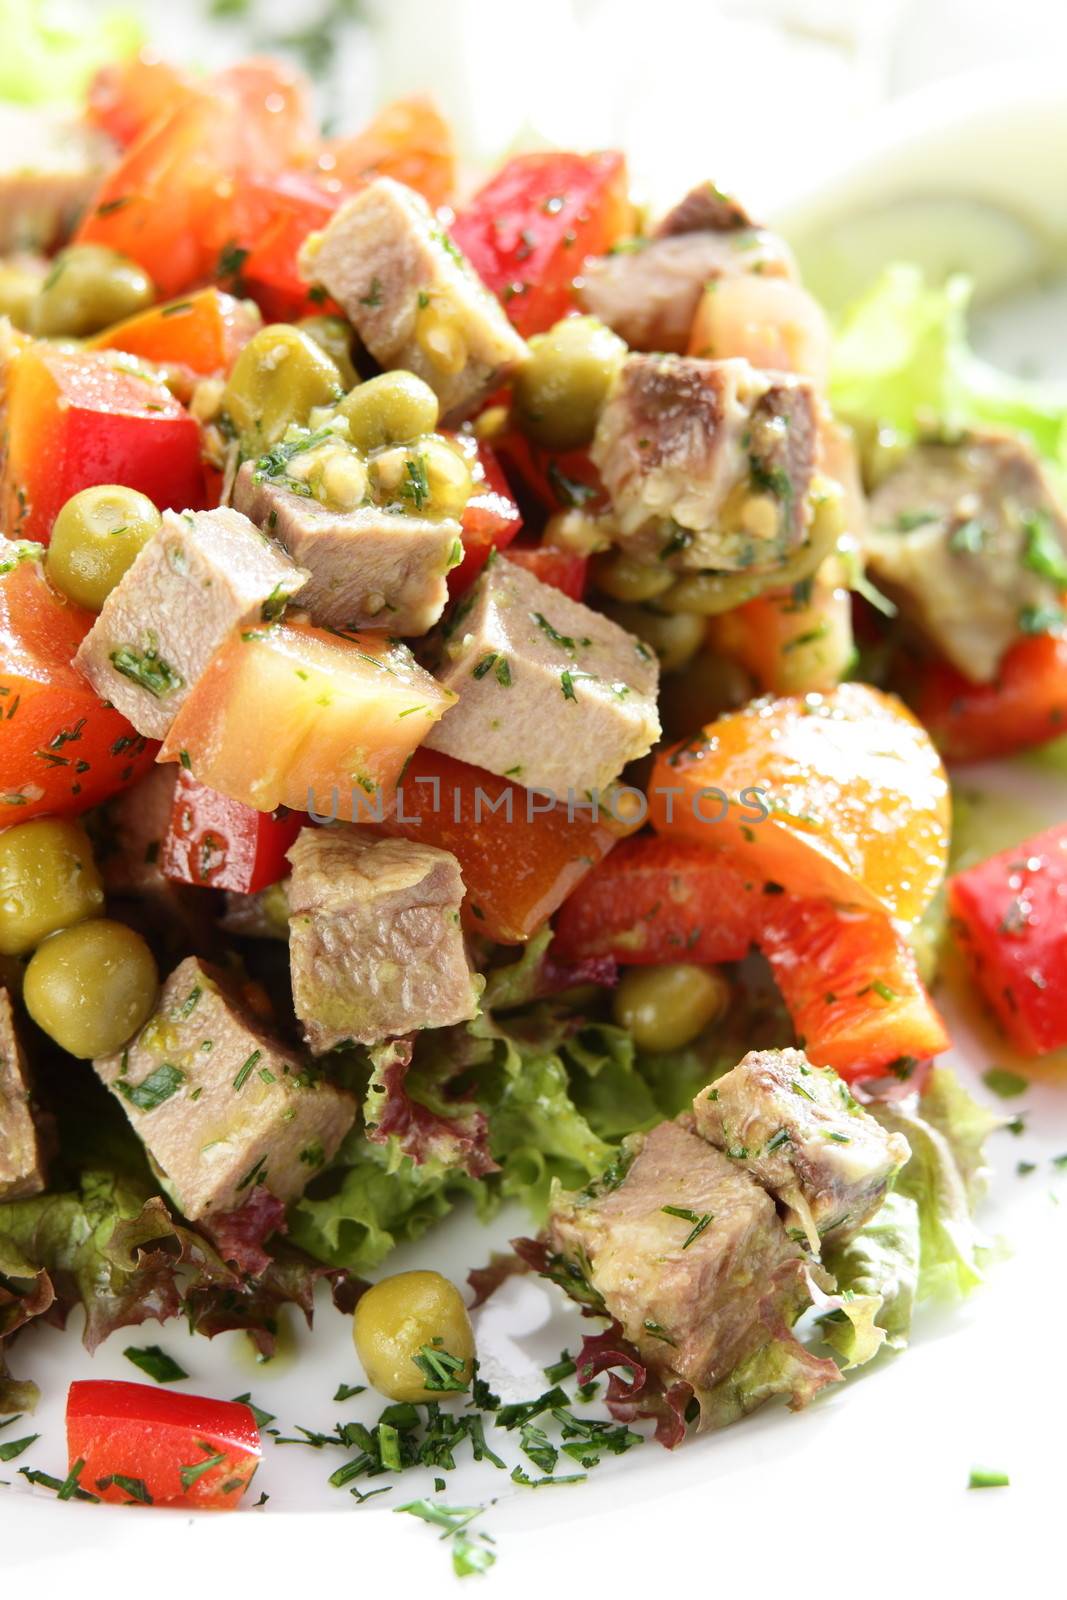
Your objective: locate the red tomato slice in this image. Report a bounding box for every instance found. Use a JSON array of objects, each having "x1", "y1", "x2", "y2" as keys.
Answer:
[
  {"x1": 86, "y1": 52, "x2": 194, "y2": 147},
  {"x1": 226, "y1": 171, "x2": 345, "y2": 322},
  {"x1": 505, "y1": 545, "x2": 588, "y2": 600},
  {"x1": 913, "y1": 633, "x2": 1067, "y2": 764},
  {"x1": 1, "y1": 344, "x2": 205, "y2": 545},
  {"x1": 380, "y1": 748, "x2": 620, "y2": 943},
  {"x1": 553, "y1": 834, "x2": 762, "y2": 965},
  {"x1": 67, "y1": 1380, "x2": 260, "y2": 1509},
  {"x1": 451, "y1": 150, "x2": 632, "y2": 336},
  {"x1": 493, "y1": 429, "x2": 608, "y2": 518},
  {"x1": 758, "y1": 895, "x2": 949, "y2": 1083},
  {"x1": 448, "y1": 437, "x2": 523, "y2": 594},
  {"x1": 161, "y1": 768, "x2": 303, "y2": 893},
  {"x1": 0, "y1": 550, "x2": 156, "y2": 826},
  {"x1": 948, "y1": 822, "x2": 1067, "y2": 1055}
]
